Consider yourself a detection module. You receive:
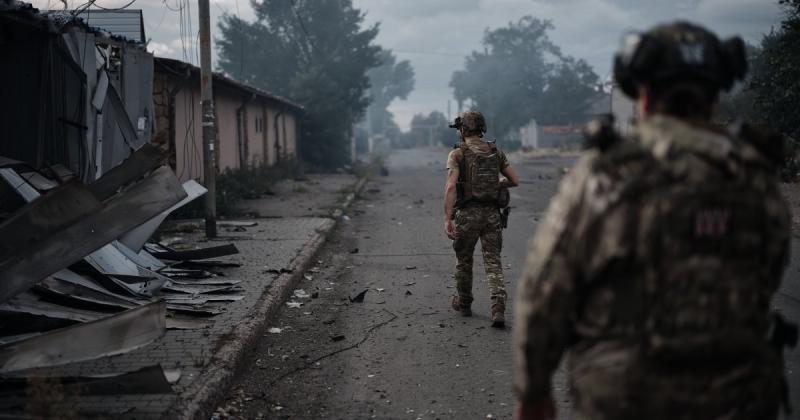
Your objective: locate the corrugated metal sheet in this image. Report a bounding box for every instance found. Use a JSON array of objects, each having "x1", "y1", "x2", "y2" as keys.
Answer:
[{"x1": 75, "y1": 9, "x2": 145, "y2": 43}]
